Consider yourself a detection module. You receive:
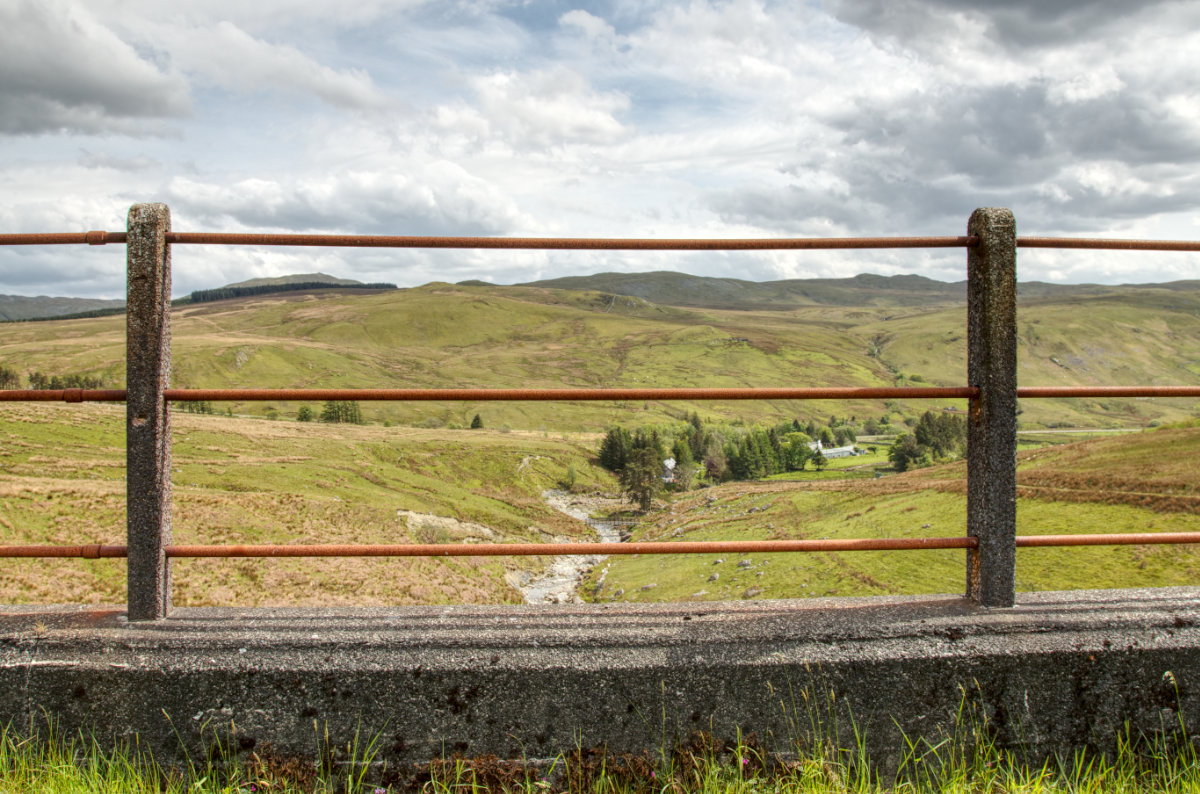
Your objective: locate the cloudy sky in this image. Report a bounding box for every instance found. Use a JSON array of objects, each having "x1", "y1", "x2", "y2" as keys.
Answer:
[{"x1": 2, "y1": 0, "x2": 1199, "y2": 299}]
